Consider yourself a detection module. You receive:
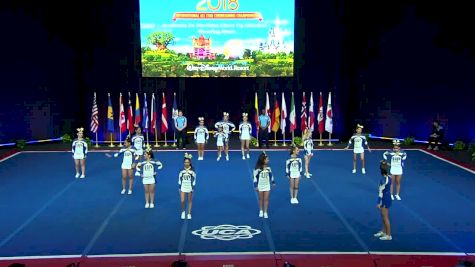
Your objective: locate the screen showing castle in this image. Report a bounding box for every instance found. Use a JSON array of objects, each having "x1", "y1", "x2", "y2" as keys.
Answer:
[{"x1": 139, "y1": 0, "x2": 295, "y2": 77}]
